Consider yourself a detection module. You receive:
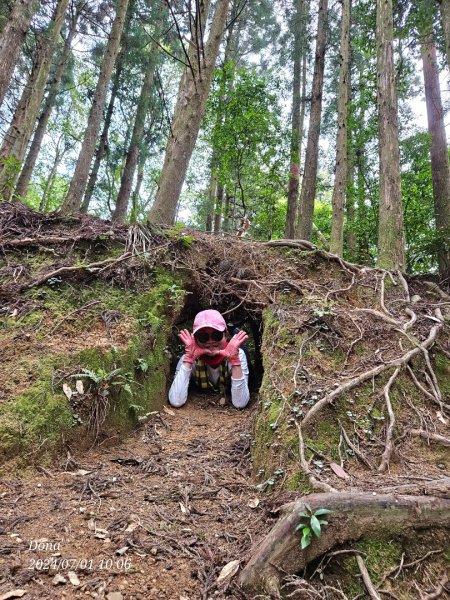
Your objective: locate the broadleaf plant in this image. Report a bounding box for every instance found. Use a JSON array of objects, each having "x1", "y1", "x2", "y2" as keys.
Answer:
[{"x1": 295, "y1": 504, "x2": 332, "y2": 549}]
